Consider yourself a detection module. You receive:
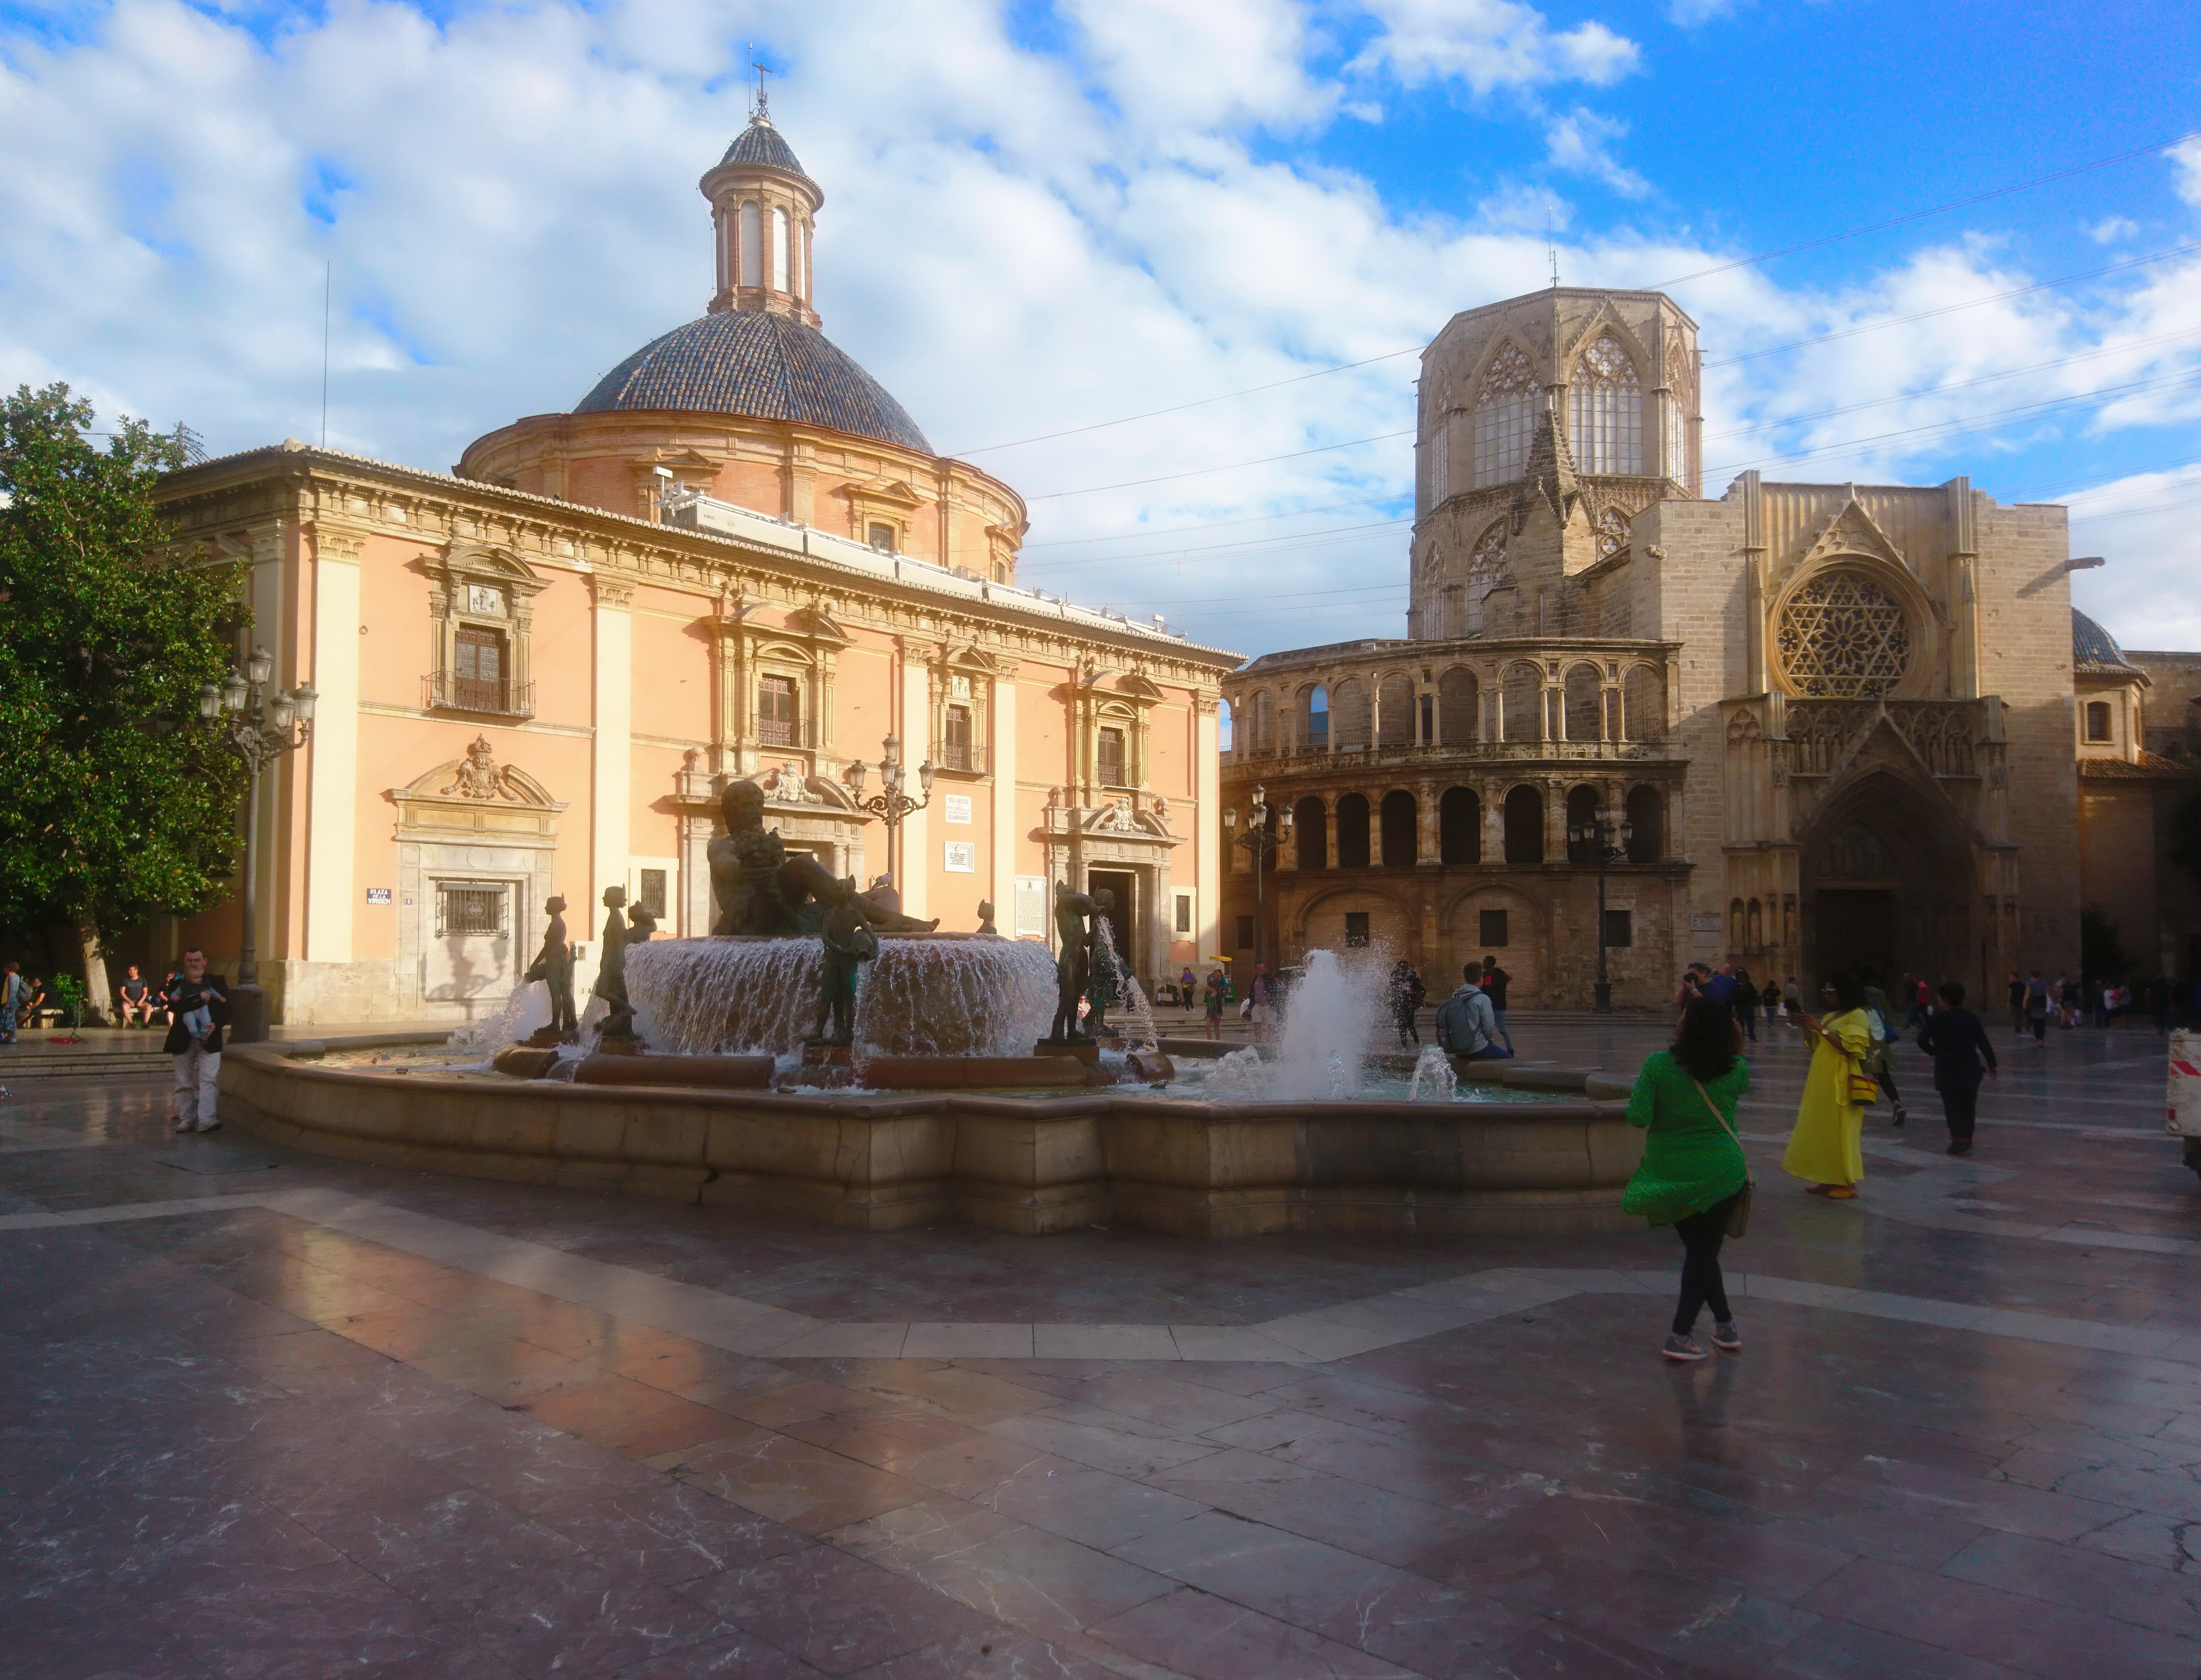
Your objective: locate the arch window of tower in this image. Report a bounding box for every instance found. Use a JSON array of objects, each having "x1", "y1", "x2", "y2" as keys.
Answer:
[
  {"x1": 1470, "y1": 343, "x2": 1537, "y2": 488},
  {"x1": 738, "y1": 202, "x2": 762, "y2": 287},
  {"x1": 1568, "y1": 333, "x2": 1642, "y2": 475},
  {"x1": 771, "y1": 207, "x2": 790, "y2": 292}
]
